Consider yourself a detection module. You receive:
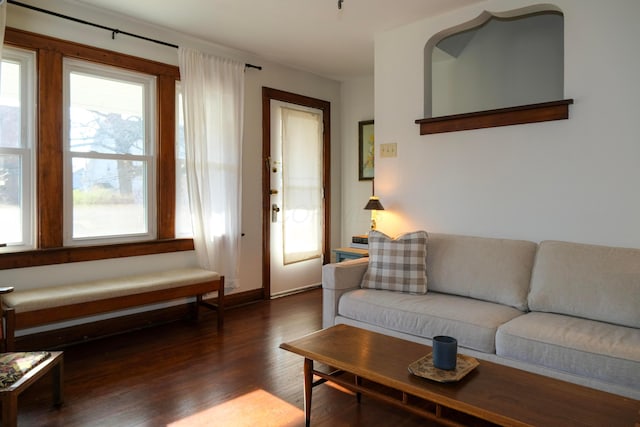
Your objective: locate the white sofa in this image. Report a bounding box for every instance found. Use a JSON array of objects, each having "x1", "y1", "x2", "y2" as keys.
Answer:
[{"x1": 322, "y1": 233, "x2": 640, "y2": 399}]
